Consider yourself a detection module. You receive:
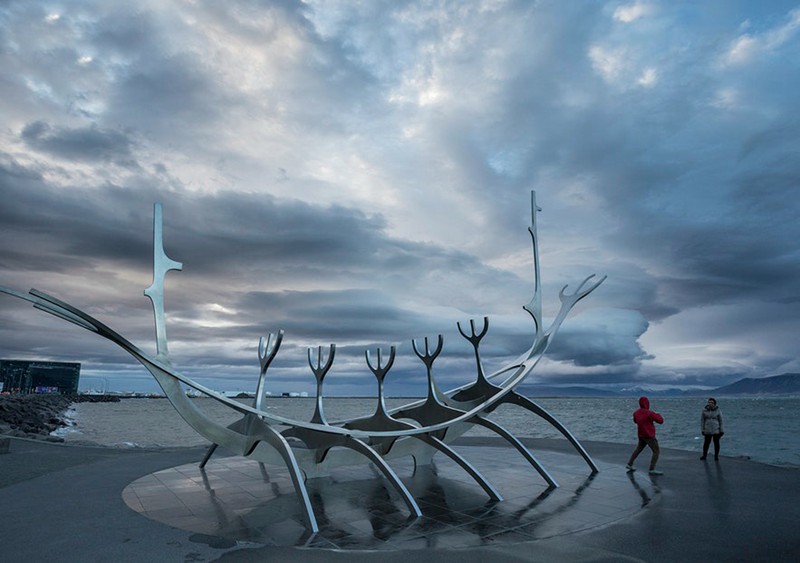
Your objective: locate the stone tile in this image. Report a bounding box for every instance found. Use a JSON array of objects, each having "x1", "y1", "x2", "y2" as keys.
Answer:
[{"x1": 121, "y1": 445, "x2": 649, "y2": 550}]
